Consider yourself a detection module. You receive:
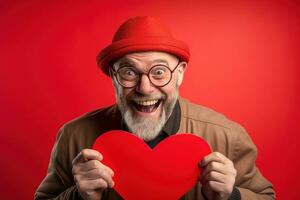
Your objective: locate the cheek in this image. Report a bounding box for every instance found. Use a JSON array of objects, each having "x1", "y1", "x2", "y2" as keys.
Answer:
[
  {"x1": 120, "y1": 88, "x2": 135, "y2": 99},
  {"x1": 160, "y1": 82, "x2": 178, "y2": 100}
]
